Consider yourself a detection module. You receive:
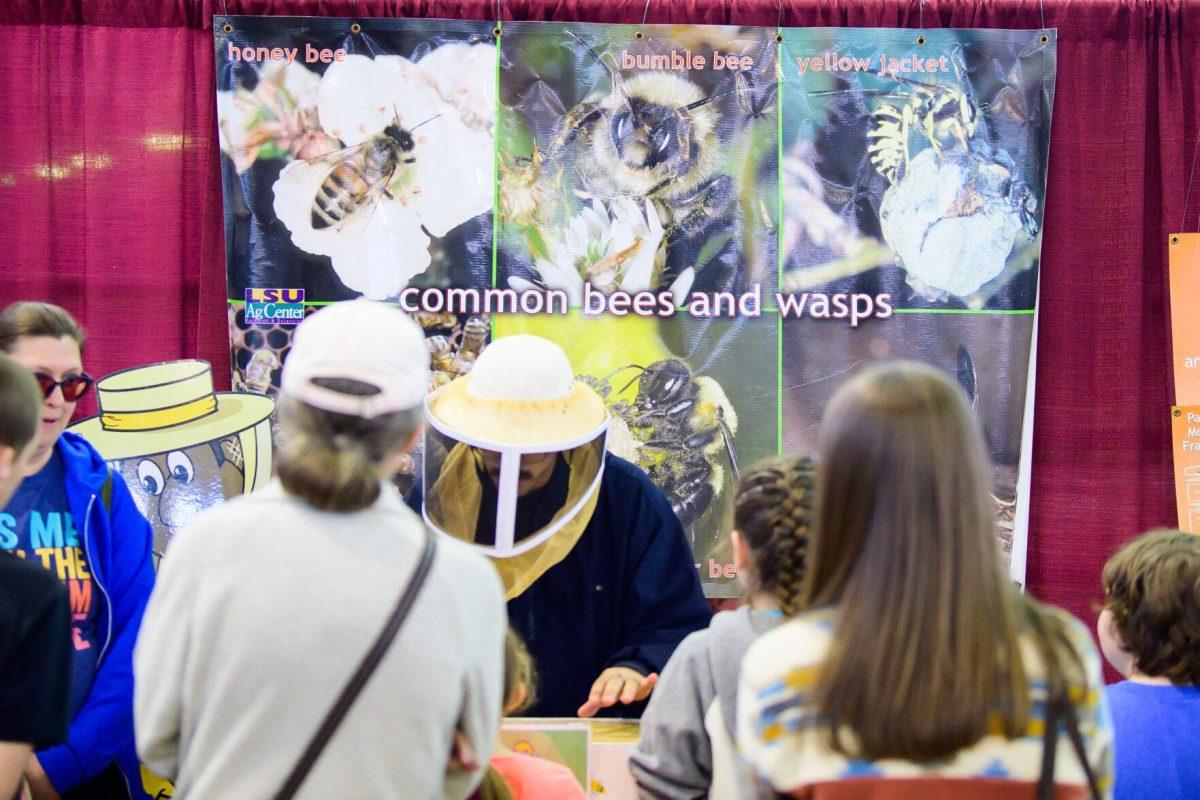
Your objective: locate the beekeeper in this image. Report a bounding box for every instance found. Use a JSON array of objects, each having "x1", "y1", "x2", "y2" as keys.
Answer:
[{"x1": 415, "y1": 335, "x2": 710, "y2": 718}]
